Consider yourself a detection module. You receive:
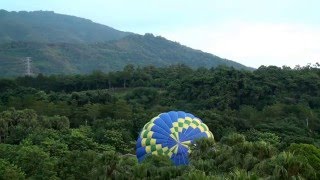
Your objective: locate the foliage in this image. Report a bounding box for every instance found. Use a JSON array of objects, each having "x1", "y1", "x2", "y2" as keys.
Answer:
[
  {"x1": 0, "y1": 159, "x2": 25, "y2": 180},
  {"x1": 0, "y1": 64, "x2": 319, "y2": 178},
  {"x1": 287, "y1": 143, "x2": 320, "y2": 177}
]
